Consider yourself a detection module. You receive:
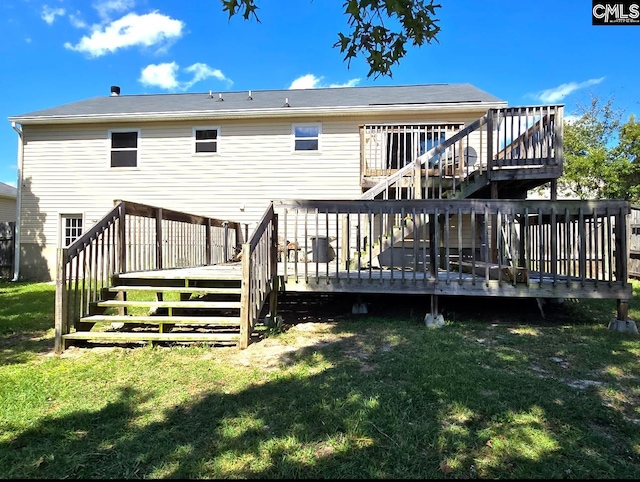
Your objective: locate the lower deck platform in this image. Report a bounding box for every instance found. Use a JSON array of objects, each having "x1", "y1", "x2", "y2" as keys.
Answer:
[{"x1": 117, "y1": 261, "x2": 632, "y2": 300}]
